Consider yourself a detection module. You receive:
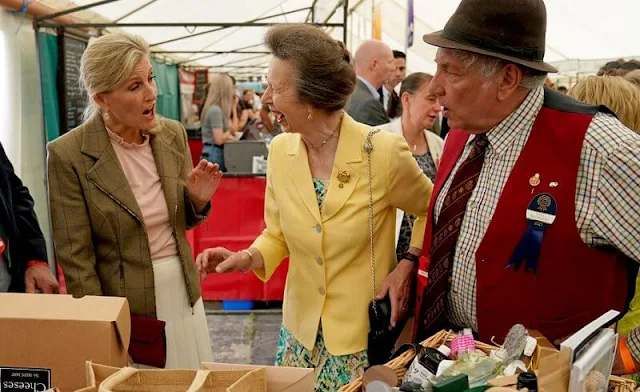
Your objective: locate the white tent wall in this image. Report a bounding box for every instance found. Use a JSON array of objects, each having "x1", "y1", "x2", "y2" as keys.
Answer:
[
  {"x1": 36, "y1": 0, "x2": 640, "y2": 81},
  {"x1": 0, "y1": 10, "x2": 56, "y2": 267},
  {"x1": 348, "y1": 0, "x2": 640, "y2": 86},
  {"x1": 55, "y1": 0, "x2": 345, "y2": 76}
]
